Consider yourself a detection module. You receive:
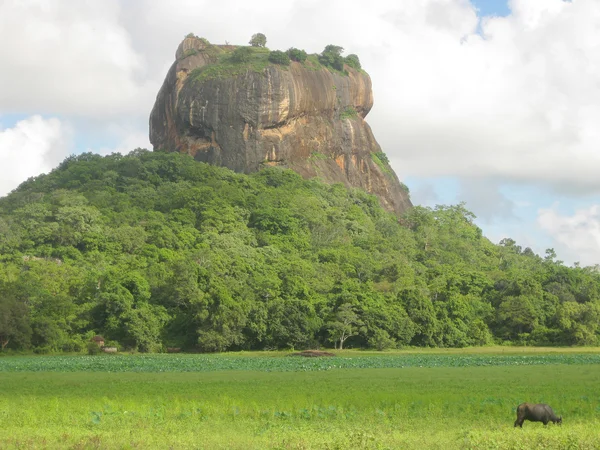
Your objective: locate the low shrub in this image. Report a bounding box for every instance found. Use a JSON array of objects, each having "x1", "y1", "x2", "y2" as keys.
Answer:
[
  {"x1": 287, "y1": 47, "x2": 307, "y2": 63},
  {"x1": 231, "y1": 47, "x2": 252, "y2": 63},
  {"x1": 87, "y1": 342, "x2": 101, "y2": 355},
  {"x1": 345, "y1": 54, "x2": 361, "y2": 70},
  {"x1": 268, "y1": 50, "x2": 290, "y2": 65},
  {"x1": 340, "y1": 106, "x2": 358, "y2": 120}
]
